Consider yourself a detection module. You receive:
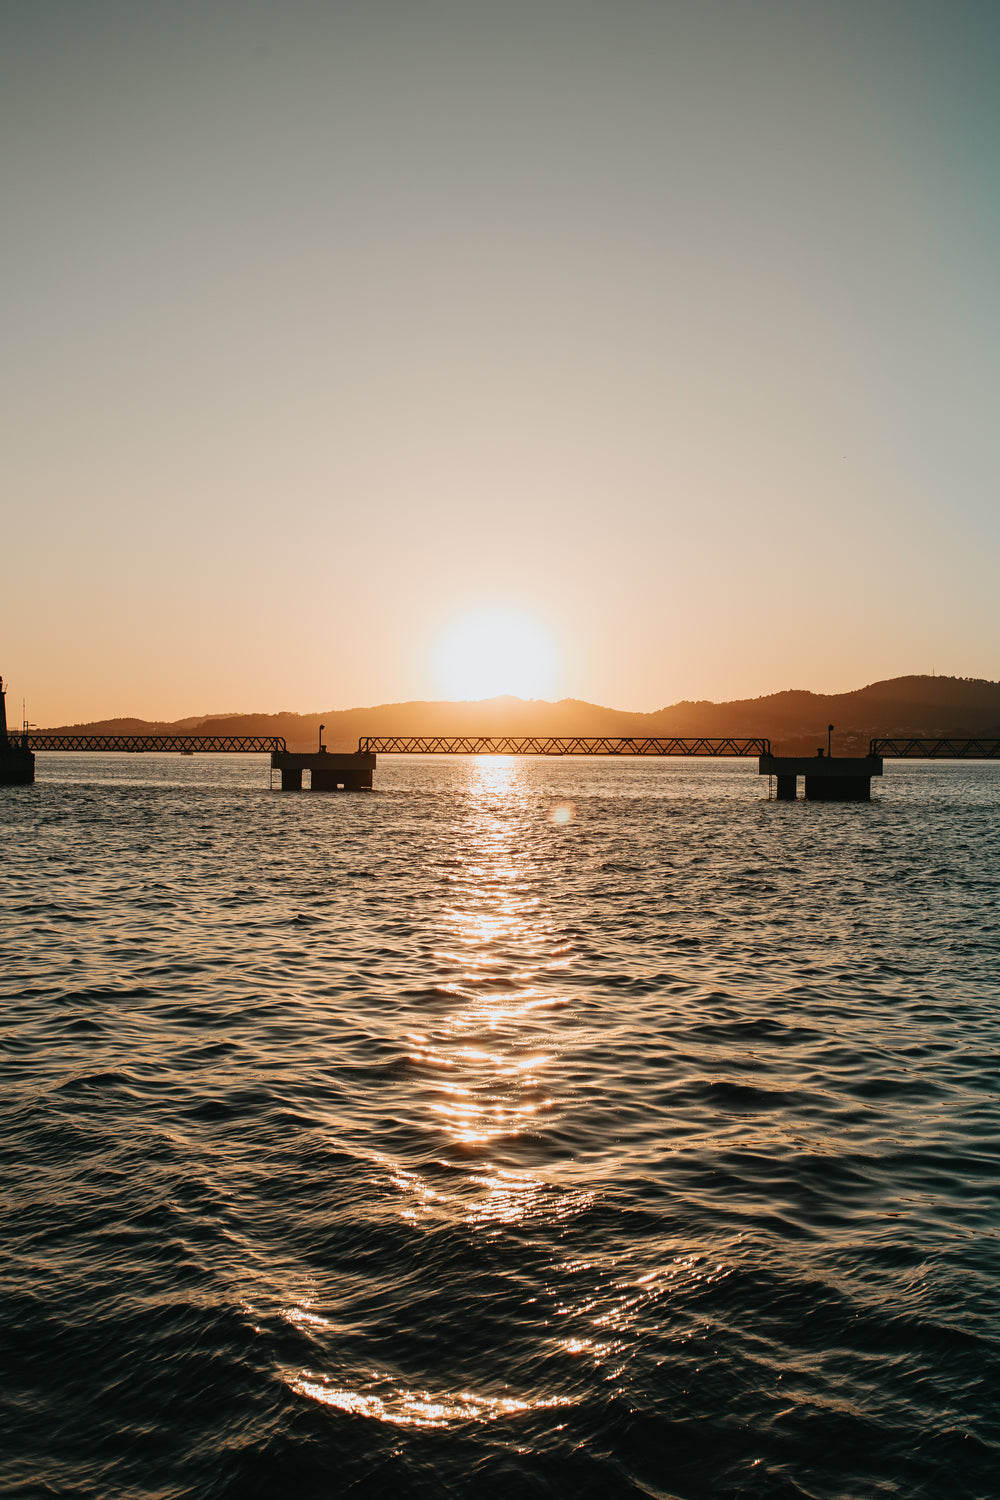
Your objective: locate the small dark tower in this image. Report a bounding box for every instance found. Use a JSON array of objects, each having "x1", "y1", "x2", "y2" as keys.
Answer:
[{"x1": 0, "y1": 675, "x2": 35, "y2": 785}]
